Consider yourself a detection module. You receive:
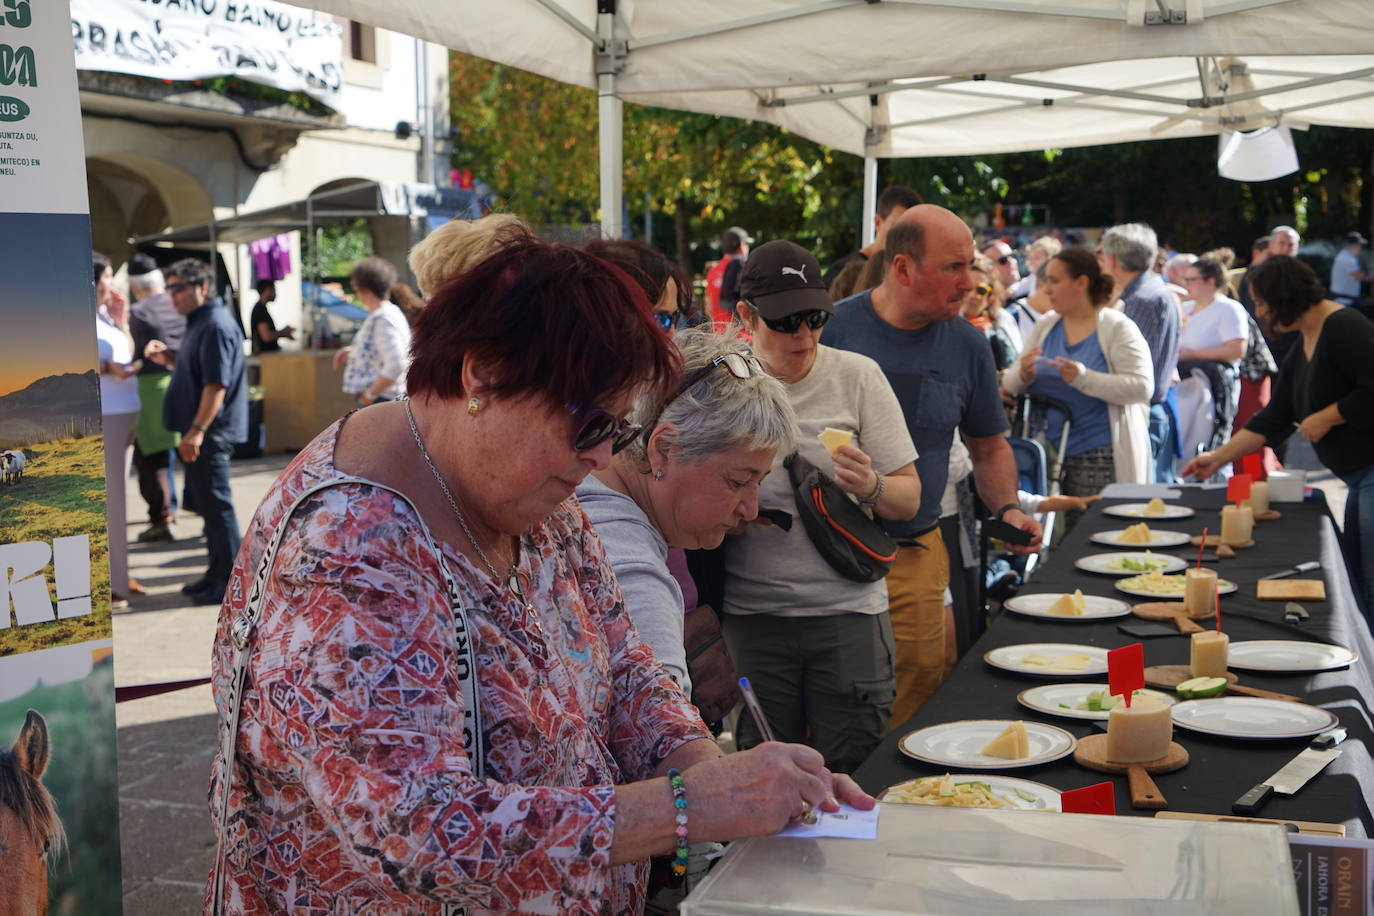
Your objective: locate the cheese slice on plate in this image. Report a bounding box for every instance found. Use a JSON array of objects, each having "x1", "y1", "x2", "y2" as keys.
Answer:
[
  {"x1": 817, "y1": 427, "x2": 854, "y2": 455},
  {"x1": 1047, "y1": 589, "x2": 1087, "y2": 616},
  {"x1": 1118, "y1": 522, "x2": 1153, "y2": 544},
  {"x1": 1142, "y1": 497, "x2": 1167, "y2": 516},
  {"x1": 980, "y1": 721, "x2": 1030, "y2": 759}
]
